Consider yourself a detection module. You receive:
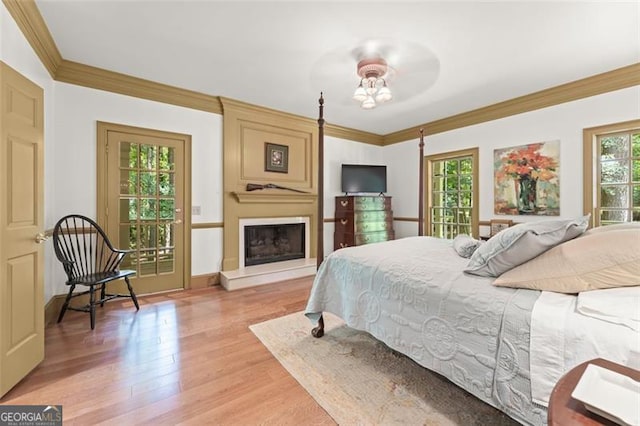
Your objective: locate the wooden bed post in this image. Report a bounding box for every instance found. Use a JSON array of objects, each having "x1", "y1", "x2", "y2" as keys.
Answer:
[
  {"x1": 418, "y1": 128, "x2": 425, "y2": 236},
  {"x1": 312, "y1": 93, "x2": 326, "y2": 338},
  {"x1": 317, "y1": 93, "x2": 325, "y2": 270}
]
